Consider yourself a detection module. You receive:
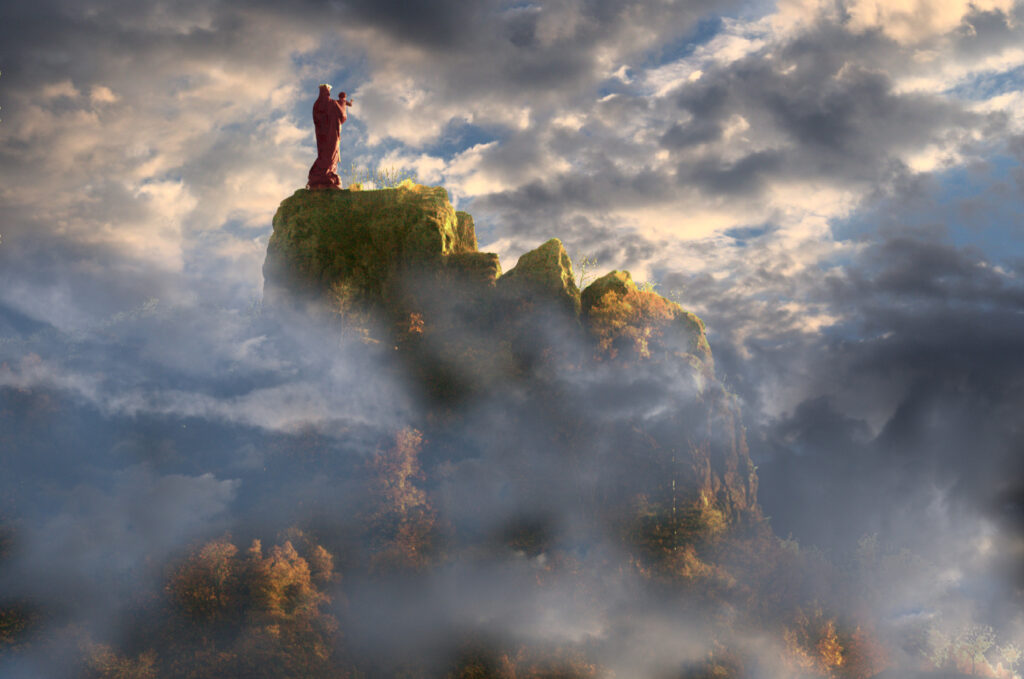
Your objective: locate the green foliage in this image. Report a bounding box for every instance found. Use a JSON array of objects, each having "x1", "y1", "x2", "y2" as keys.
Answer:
[
  {"x1": 1000, "y1": 642, "x2": 1023, "y2": 674},
  {"x1": 959, "y1": 624, "x2": 996, "y2": 675},
  {"x1": 572, "y1": 253, "x2": 600, "y2": 290}
]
